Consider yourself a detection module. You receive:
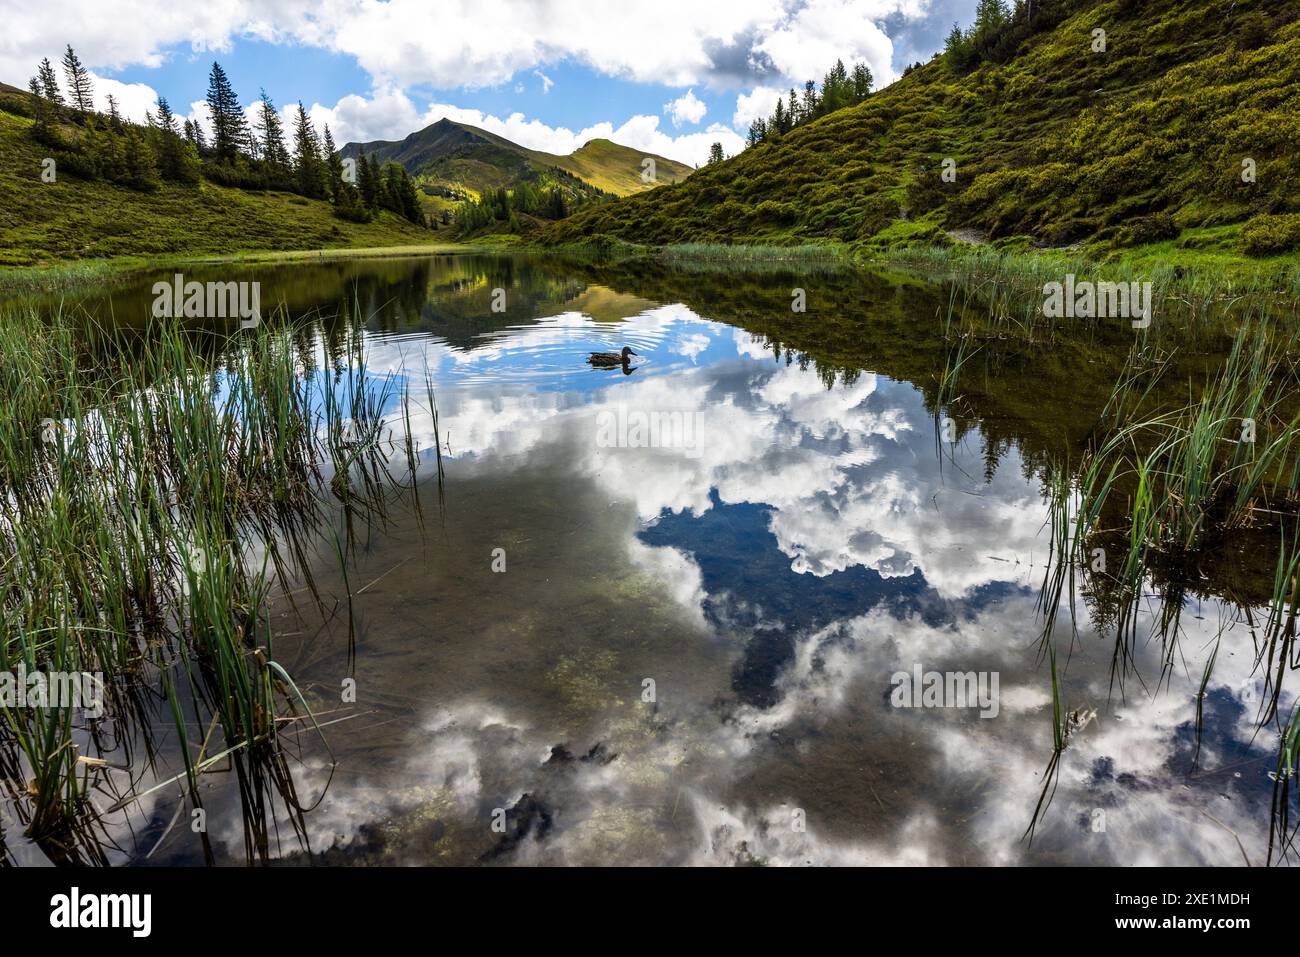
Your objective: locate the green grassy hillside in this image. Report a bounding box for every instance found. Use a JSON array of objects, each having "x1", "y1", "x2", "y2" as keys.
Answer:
[
  {"x1": 540, "y1": 138, "x2": 692, "y2": 194},
  {"x1": 542, "y1": 0, "x2": 1300, "y2": 263},
  {"x1": 0, "y1": 110, "x2": 430, "y2": 267},
  {"x1": 343, "y1": 118, "x2": 693, "y2": 201}
]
